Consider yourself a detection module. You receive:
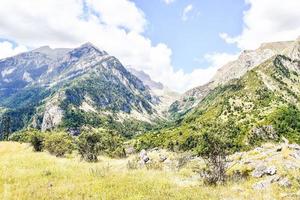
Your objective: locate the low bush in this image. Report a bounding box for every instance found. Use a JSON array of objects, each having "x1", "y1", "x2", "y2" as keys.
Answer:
[
  {"x1": 44, "y1": 132, "x2": 74, "y2": 157},
  {"x1": 76, "y1": 128, "x2": 126, "y2": 162},
  {"x1": 8, "y1": 130, "x2": 32, "y2": 143},
  {"x1": 30, "y1": 131, "x2": 45, "y2": 152},
  {"x1": 76, "y1": 129, "x2": 107, "y2": 162},
  {"x1": 196, "y1": 123, "x2": 233, "y2": 185}
]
